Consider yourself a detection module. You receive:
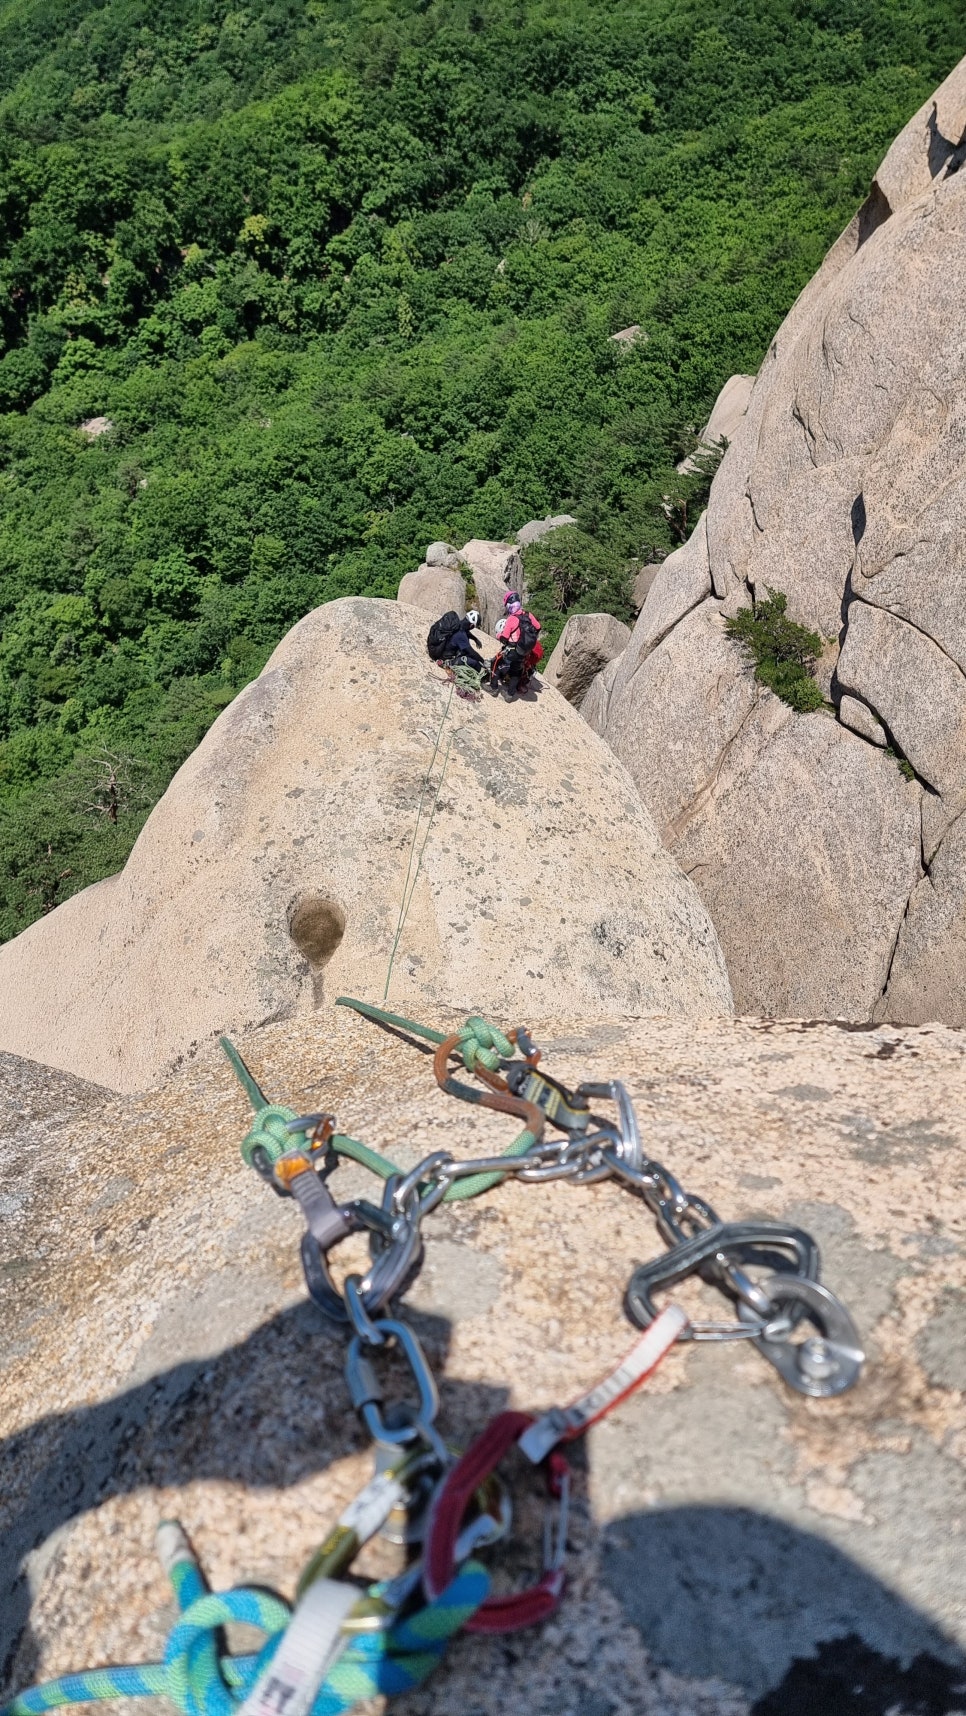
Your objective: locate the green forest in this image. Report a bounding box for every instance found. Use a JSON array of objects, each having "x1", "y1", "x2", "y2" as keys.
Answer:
[{"x1": 0, "y1": 0, "x2": 963, "y2": 938}]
